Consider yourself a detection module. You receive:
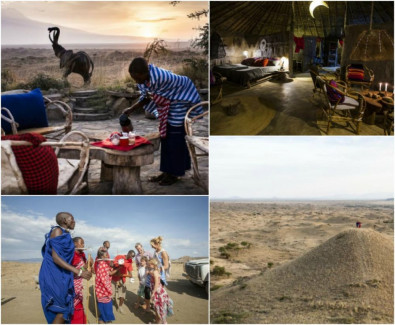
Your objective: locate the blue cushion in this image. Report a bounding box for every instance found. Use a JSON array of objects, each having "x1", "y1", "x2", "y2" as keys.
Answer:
[{"x1": 1, "y1": 88, "x2": 48, "y2": 134}]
